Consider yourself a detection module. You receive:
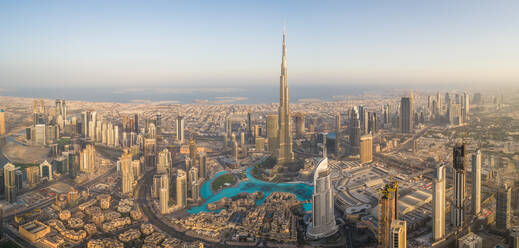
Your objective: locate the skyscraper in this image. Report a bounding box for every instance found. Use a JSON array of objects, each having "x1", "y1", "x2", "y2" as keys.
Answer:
[
  {"x1": 276, "y1": 30, "x2": 294, "y2": 165},
  {"x1": 400, "y1": 92, "x2": 414, "y2": 133},
  {"x1": 199, "y1": 152, "x2": 207, "y2": 180},
  {"x1": 437, "y1": 92, "x2": 442, "y2": 116},
  {"x1": 307, "y1": 157, "x2": 338, "y2": 239},
  {"x1": 0, "y1": 109, "x2": 5, "y2": 136},
  {"x1": 79, "y1": 144, "x2": 96, "y2": 173},
  {"x1": 452, "y1": 144, "x2": 466, "y2": 228},
  {"x1": 472, "y1": 149, "x2": 481, "y2": 216},
  {"x1": 390, "y1": 220, "x2": 407, "y2": 248},
  {"x1": 247, "y1": 110, "x2": 253, "y2": 144},
  {"x1": 496, "y1": 182, "x2": 511, "y2": 231},
  {"x1": 189, "y1": 138, "x2": 197, "y2": 162},
  {"x1": 4, "y1": 163, "x2": 16, "y2": 203},
  {"x1": 159, "y1": 173, "x2": 169, "y2": 214},
  {"x1": 192, "y1": 180, "x2": 201, "y2": 202},
  {"x1": 336, "y1": 112, "x2": 341, "y2": 133},
  {"x1": 378, "y1": 180, "x2": 399, "y2": 248},
  {"x1": 240, "y1": 132, "x2": 245, "y2": 147},
  {"x1": 294, "y1": 112, "x2": 305, "y2": 138},
  {"x1": 349, "y1": 107, "x2": 361, "y2": 155},
  {"x1": 232, "y1": 140, "x2": 239, "y2": 162},
  {"x1": 176, "y1": 170, "x2": 187, "y2": 209},
  {"x1": 255, "y1": 137, "x2": 265, "y2": 152},
  {"x1": 188, "y1": 167, "x2": 198, "y2": 192},
  {"x1": 26, "y1": 166, "x2": 40, "y2": 188},
  {"x1": 360, "y1": 134, "x2": 373, "y2": 164},
  {"x1": 433, "y1": 163, "x2": 446, "y2": 241},
  {"x1": 157, "y1": 149, "x2": 172, "y2": 174},
  {"x1": 176, "y1": 116, "x2": 185, "y2": 143},
  {"x1": 225, "y1": 117, "x2": 232, "y2": 139},
  {"x1": 120, "y1": 149, "x2": 134, "y2": 195},
  {"x1": 144, "y1": 138, "x2": 157, "y2": 170},
  {"x1": 34, "y1": 124, "x2": 46, "y2": 145},
  {"x1": 266, "y1": 114, "x2": 279, "y2": 152}
]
